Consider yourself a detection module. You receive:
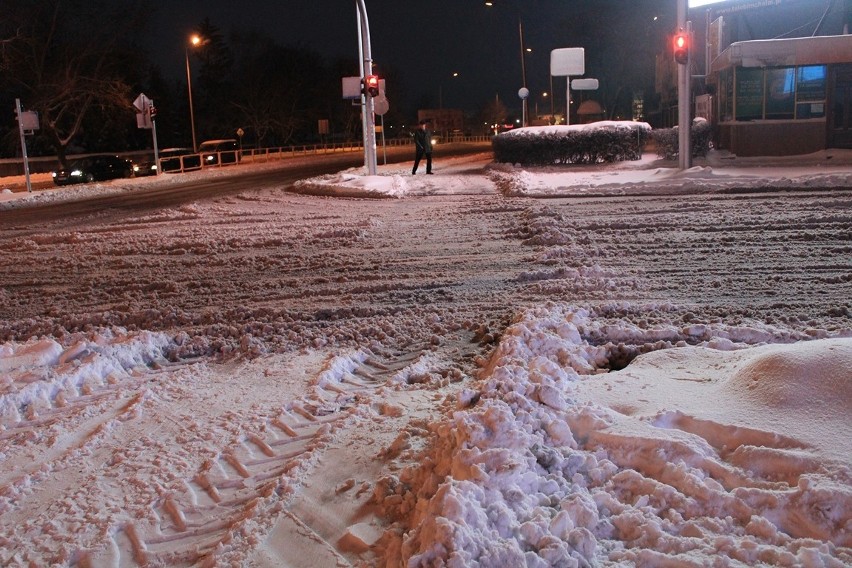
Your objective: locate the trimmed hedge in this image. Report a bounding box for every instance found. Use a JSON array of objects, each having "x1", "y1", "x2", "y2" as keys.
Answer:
[
  {"x1": 651, "y1": 119, "x2": 712, "y2": 160},
  {"x1": 492, "y1": 125, "x2": 650, "y2": 166}
]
